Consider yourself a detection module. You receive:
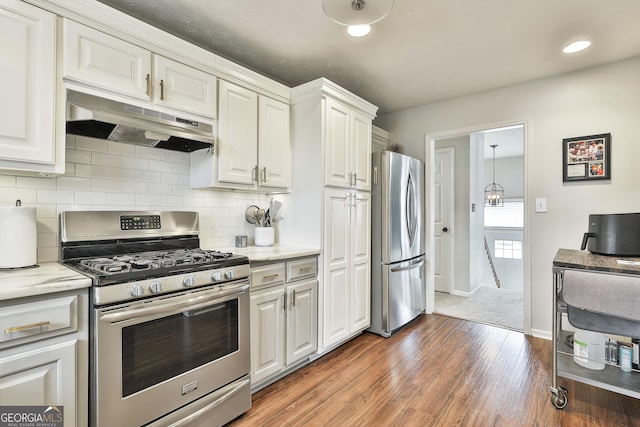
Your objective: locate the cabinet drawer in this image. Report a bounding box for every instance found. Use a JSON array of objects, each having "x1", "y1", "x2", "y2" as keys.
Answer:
[
  {"x1": 0, "y1": 295, "x2": 78, "y2": 349},
  {"x1": 251, "y1": 263, "x2": 285, "y2": 290},
  {"x1": 286, "y1": 257, "x2": 318, "y2": 283}
]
